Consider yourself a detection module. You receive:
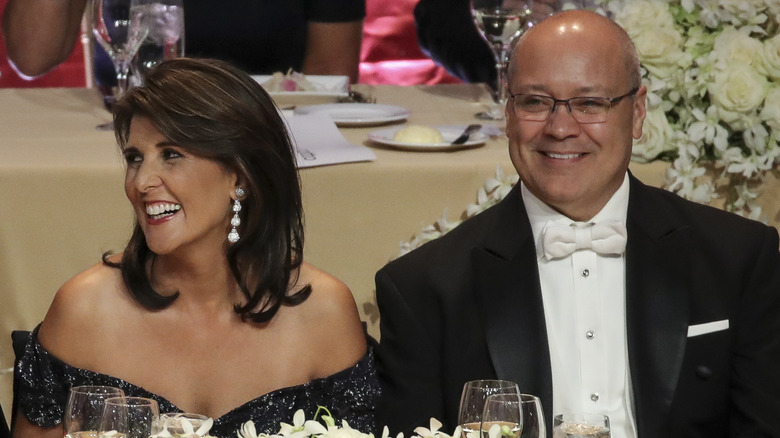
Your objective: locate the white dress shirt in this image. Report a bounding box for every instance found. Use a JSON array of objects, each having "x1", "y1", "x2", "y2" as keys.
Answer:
[{"x1": 521, "y1": 173, "x2": 637, "y2": 438}]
